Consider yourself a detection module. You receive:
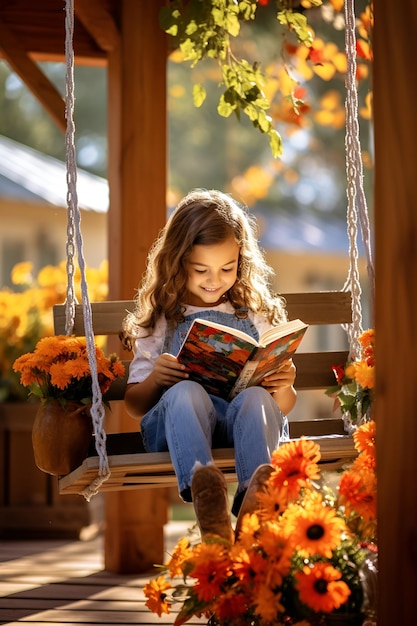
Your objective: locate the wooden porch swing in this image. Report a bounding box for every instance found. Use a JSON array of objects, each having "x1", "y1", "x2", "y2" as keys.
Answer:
[
  {"x1": 53, "y1": 291, "x2": 357, "y2": 497},
  {"x1": 52, "y1": 0, "x2": 373, "y2": 500}
]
